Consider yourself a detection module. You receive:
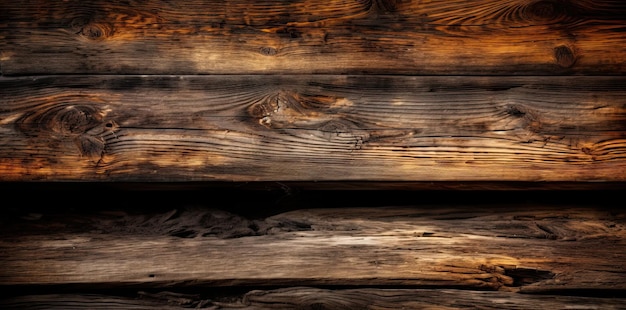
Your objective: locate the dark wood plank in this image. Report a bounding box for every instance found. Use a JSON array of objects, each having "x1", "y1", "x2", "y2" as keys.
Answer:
[
  {"x1": 1, "y1": 75, "x2": 625, "y2": 182},
  {"x1": 2, "y1": 288, "x2": 626, "y2": 309},
  {"x1": 0, "y1": 294, "x2": 187, "y2": 310},
  {"x1": 1, "y1": 205, "x2": 624, "y2": 293},
  {"x1": 3, "y1": 181, "x2": 626, "y2": 192},
  {"x1": 1, "y1": 0, "x2": 625, "y2": 75}
]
